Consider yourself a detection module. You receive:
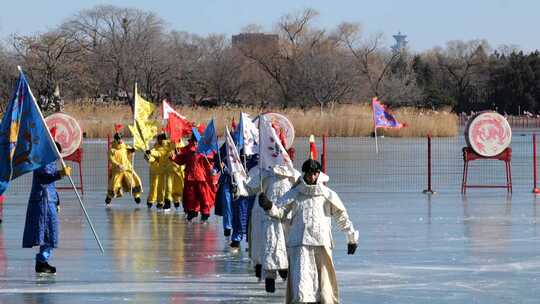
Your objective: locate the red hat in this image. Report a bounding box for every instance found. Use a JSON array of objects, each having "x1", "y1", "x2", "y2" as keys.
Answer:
[{"x1": 114, "y1": 124, "x2": 124, "y2": 133}]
